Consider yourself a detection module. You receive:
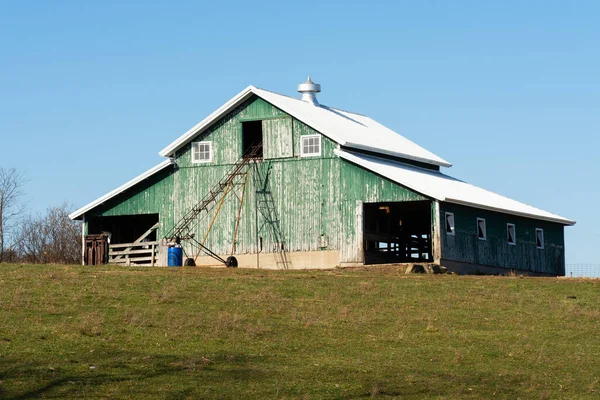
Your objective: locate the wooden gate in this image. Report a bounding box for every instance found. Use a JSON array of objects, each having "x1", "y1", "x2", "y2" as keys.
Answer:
[
  {"x1": 108, "y1": 222, "x2": 159, "y2": 266},
  {"x1": 108, "y1": 241, "x2": 158, "y2": 266},
  {"x1": 84, "y1": 234, "x2": 109, "y2": 265}
]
